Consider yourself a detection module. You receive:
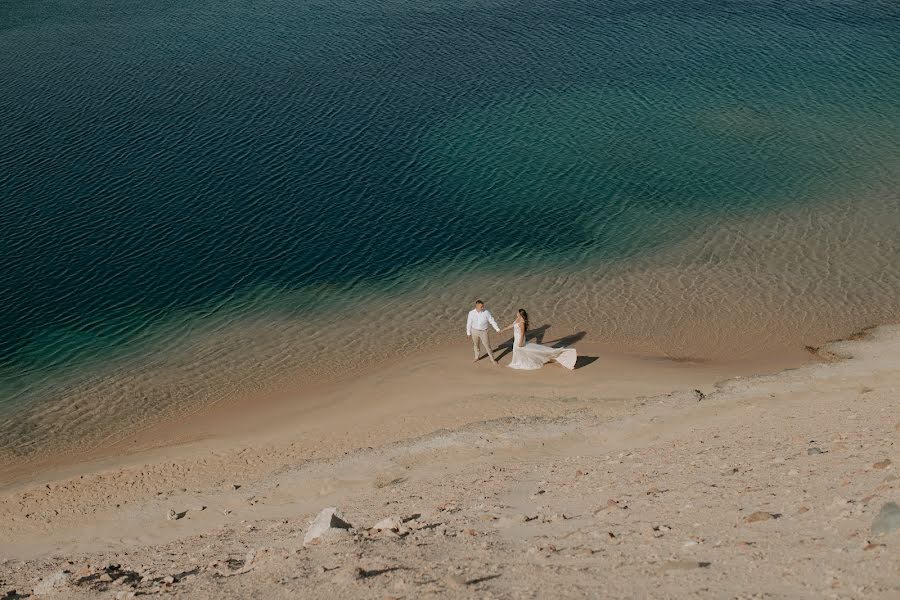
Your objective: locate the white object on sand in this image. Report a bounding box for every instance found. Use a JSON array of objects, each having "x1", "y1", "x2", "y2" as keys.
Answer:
[{"x1": 303, "y1": 507, "x2": 353, "y2": 545}]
